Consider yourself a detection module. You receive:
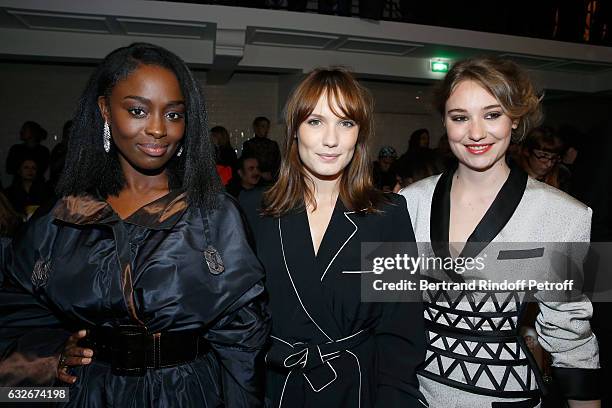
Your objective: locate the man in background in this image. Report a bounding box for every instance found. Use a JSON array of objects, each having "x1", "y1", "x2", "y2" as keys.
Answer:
[
  {"x1": 226, "y1": 155, "x2": 261, "y2": 198},
  {"x1": 241, "y1": 116, "x2": 280, "y2": 183}
]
